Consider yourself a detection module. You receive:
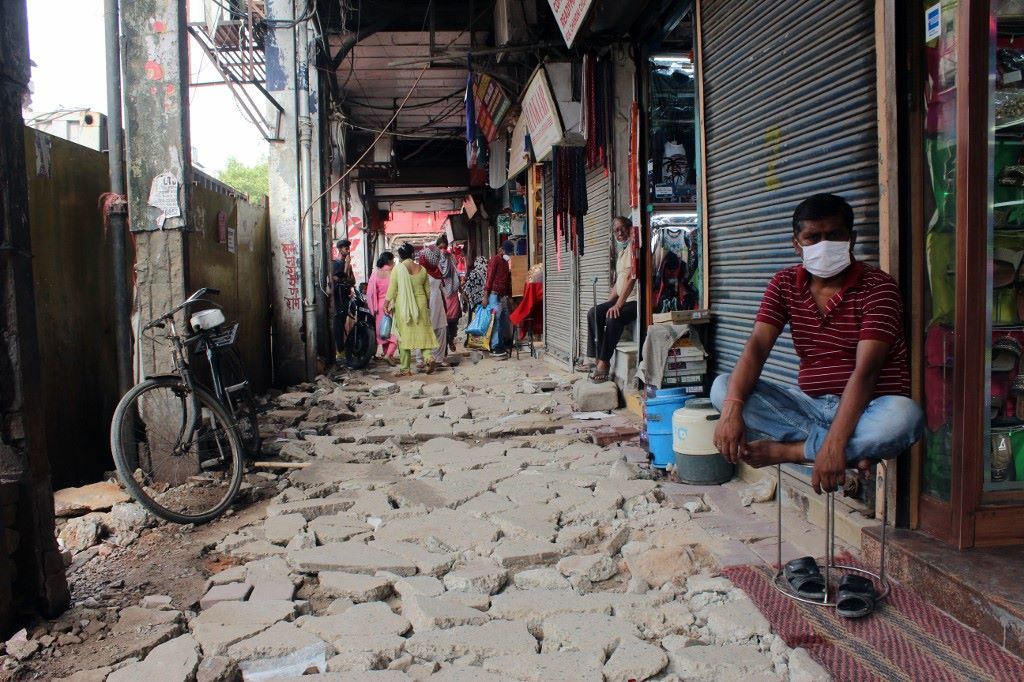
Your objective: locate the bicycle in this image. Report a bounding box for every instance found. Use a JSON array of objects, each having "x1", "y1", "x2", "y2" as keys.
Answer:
[{"x1": 109, "y1": 288, "x2": 257, "y2": 524}]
